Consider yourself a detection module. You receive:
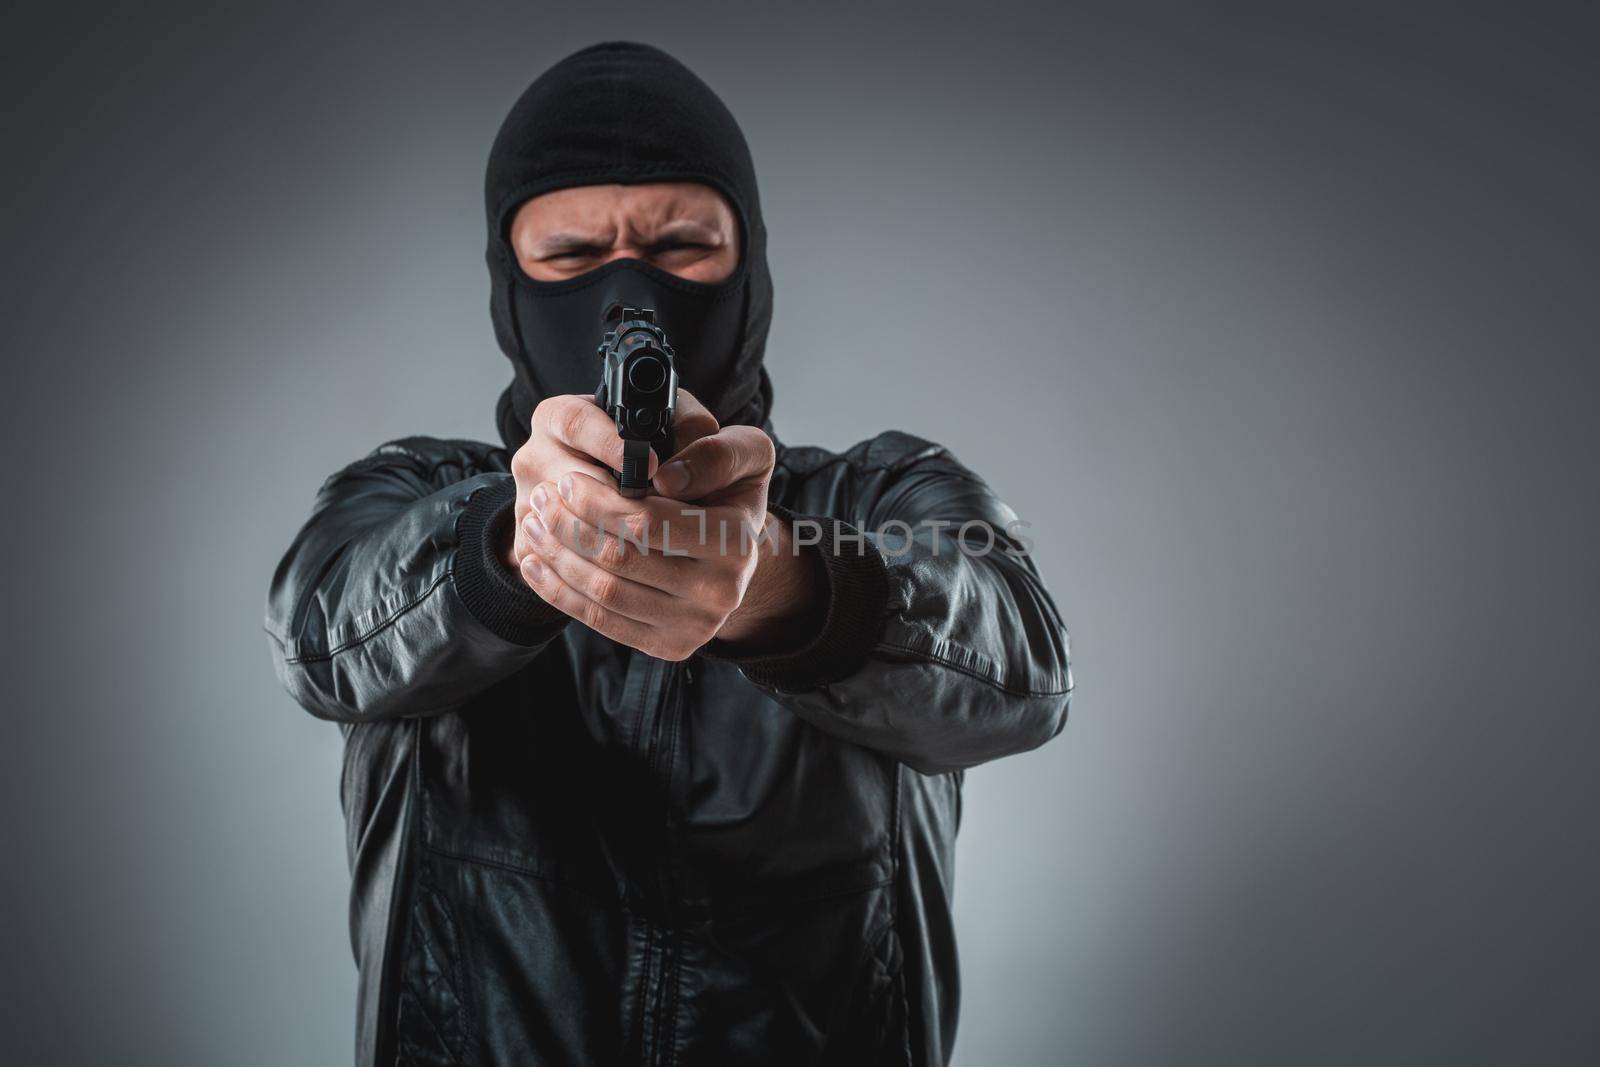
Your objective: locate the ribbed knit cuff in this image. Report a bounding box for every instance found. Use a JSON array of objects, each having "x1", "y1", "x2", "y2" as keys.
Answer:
[
  {"x1": 702, "y1": 503, "x2": 890, "y2": 691},
  {"x1": 452, "y1": 477, "x2": 569, "y2": 645}
]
